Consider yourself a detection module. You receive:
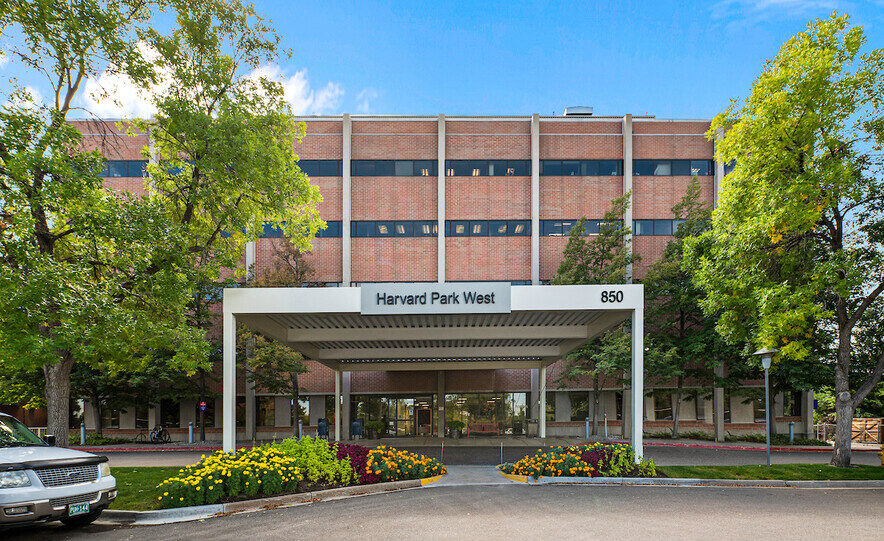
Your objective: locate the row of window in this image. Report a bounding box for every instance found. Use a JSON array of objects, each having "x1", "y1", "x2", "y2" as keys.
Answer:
[
  {"x1": 295, "y1": 159, "x2": 714, "y2": 178},
  {"x1": 99, "y1": 160, "x2": 148, "y2": 177},
  {"x1": 261, "y1": 219, "x2": 688, "y2": 238}
]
